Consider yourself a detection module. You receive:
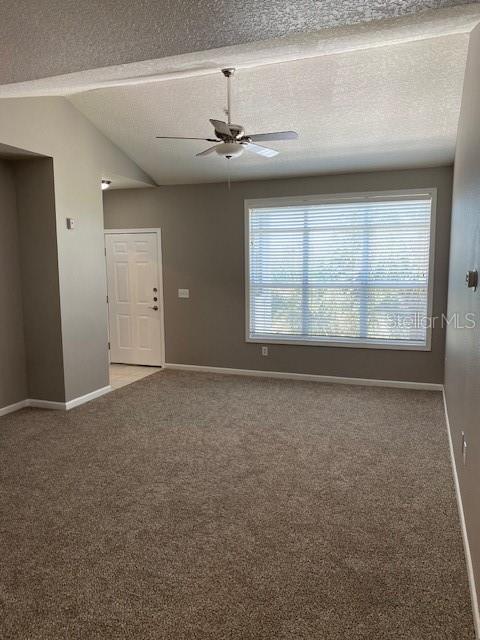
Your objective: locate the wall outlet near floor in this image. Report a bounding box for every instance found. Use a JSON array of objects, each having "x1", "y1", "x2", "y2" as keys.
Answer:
[
  {"x1": 261, "y1": 345, "x2": 269, "y2": 357},
  {"x1": 178, "y1": 288, "x2": 190, "y2": 299},
  {"x1": 461, "y1": 431, "x2": 467, "y2": 465}
]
